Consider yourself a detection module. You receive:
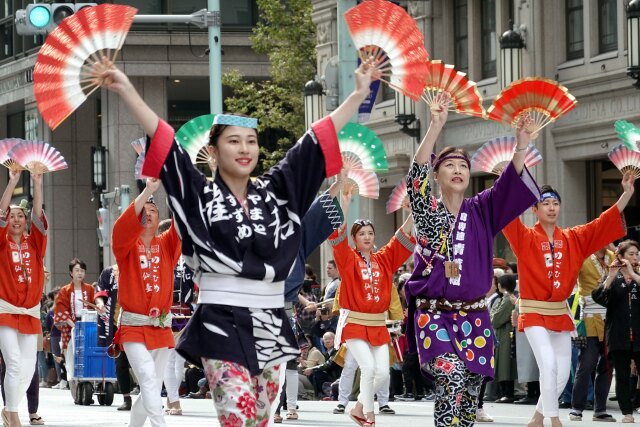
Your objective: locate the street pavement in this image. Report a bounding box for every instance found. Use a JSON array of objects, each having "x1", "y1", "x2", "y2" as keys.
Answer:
[{"x1": 13, "y1": 388, "x2": 633, "y2": 426}]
